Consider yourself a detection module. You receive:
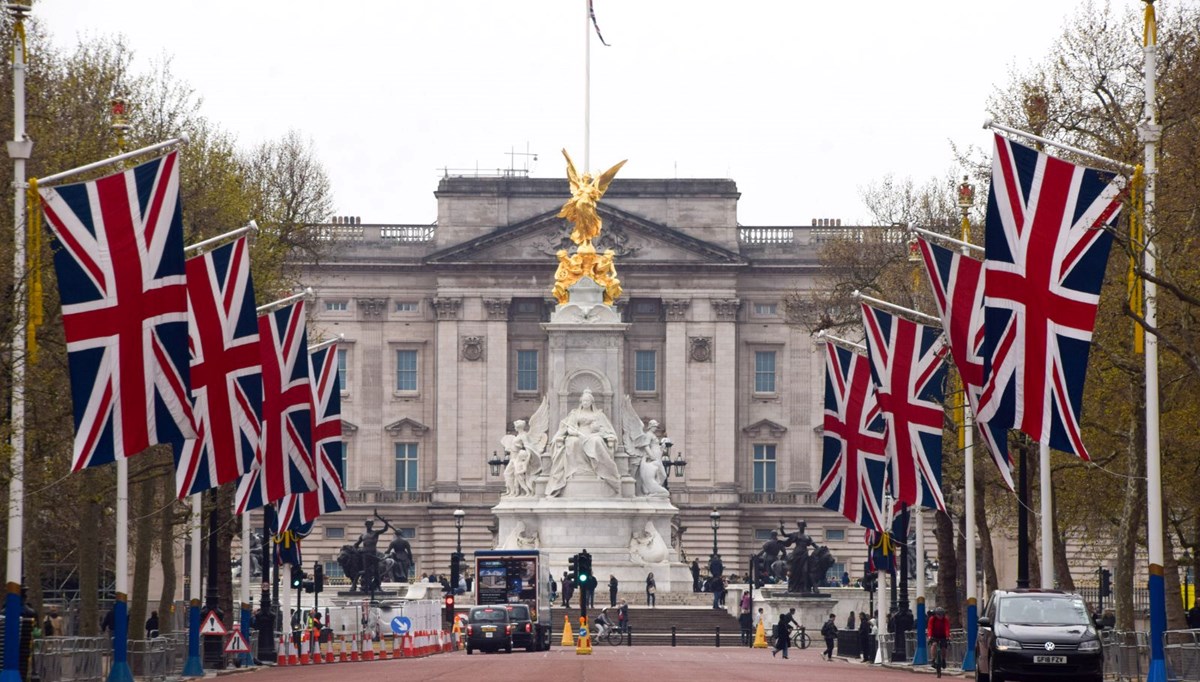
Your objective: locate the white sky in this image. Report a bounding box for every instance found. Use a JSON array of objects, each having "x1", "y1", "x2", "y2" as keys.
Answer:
[{"x1": 34, "y1": 0, "x2": 1078, "y2": 226}]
